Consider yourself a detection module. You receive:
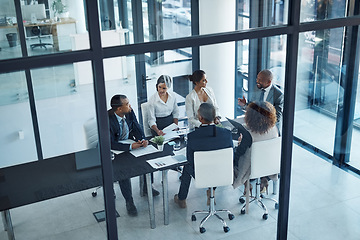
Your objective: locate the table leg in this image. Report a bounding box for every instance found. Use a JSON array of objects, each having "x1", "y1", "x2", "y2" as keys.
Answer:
[
  {"x1": 145, "y1": 173, "x2": 156, "y2": 229},
  {"x1": 139, "y1": 175, "x2": 145, "y2": 197},
  {"x1": 2, "y1": 210, "x2": 15, "y2": 240},
  {"x1": 162, "y1": 170, "x2": 169, "y2": 225}
]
